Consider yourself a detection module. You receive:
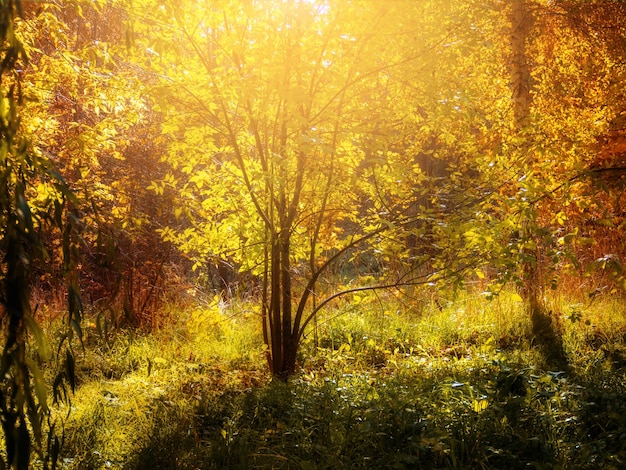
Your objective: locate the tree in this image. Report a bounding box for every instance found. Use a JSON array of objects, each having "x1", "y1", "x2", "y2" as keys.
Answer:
[
  {"x1": 470, "y1": 0, "x2": 626, "y2": 367},
  {"x1": 125, "y1": 0, "x2": 515, "y2": 378},
  {"x1": 18, "y1": 0, "x2": 175, "y2": 326},
  {"x1": 546, "y1": 1, "x2": 626, "y2": 292},
  {"x1": 0, "y1": 1, "x2": 81, "y2": 468},
  {"x1": 506, "y1": 0, "x2": 560, "y2": 356},
  {"x1": 505, "y1": 0, "x2": 626, "y2": 281}
]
